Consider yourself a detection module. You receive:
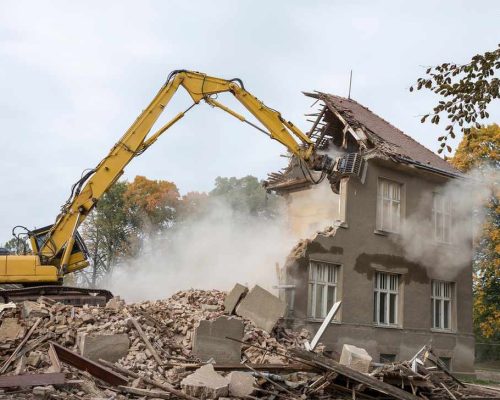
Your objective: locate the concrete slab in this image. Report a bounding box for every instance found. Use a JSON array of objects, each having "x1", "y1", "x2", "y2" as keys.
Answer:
[
  {"x1": 223, "y1": 283, "x2": 248, "y2": 314},
  {"x1": 228, "y1": 371, "x2": 255, "y2": 397},
  {"x1": 21, "y1": 301, "x2": 49, "y2": 319},
  {"x1": 78, "y1": 333, "x2": 130, "y2": 362},
  {"x1": 0, "y1": 318, "x2": 24, "y2": 340},
  {"x1": 235, "y1": 285, "x2": 286, "y2": 332},
  {"x1": 339, "y1": 344, "x2": 372, "y2": 373},
  {"x1": 181, "y1": 364, "x2": 229, "y2": 399},
  {"x1": 192, "y1": 316, "x2": 244, "y2": 363}
]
